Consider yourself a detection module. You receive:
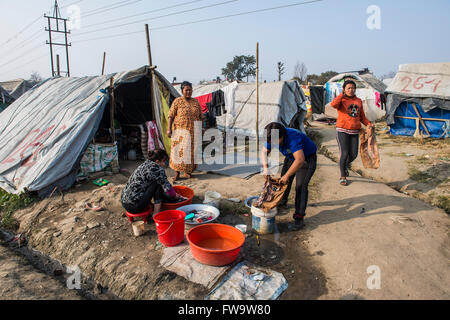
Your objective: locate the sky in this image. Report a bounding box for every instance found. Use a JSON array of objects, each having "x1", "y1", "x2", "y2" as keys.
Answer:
[{"x1": 0, "y1": 0, "x2": 449, "y2": 83}]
